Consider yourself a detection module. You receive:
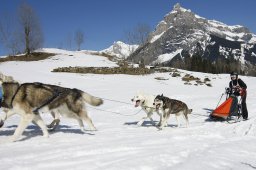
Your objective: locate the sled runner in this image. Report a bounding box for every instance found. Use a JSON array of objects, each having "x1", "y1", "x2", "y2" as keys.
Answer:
[{"x1": 210, "y1": 88, "x2": 243, "y2": 123}]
